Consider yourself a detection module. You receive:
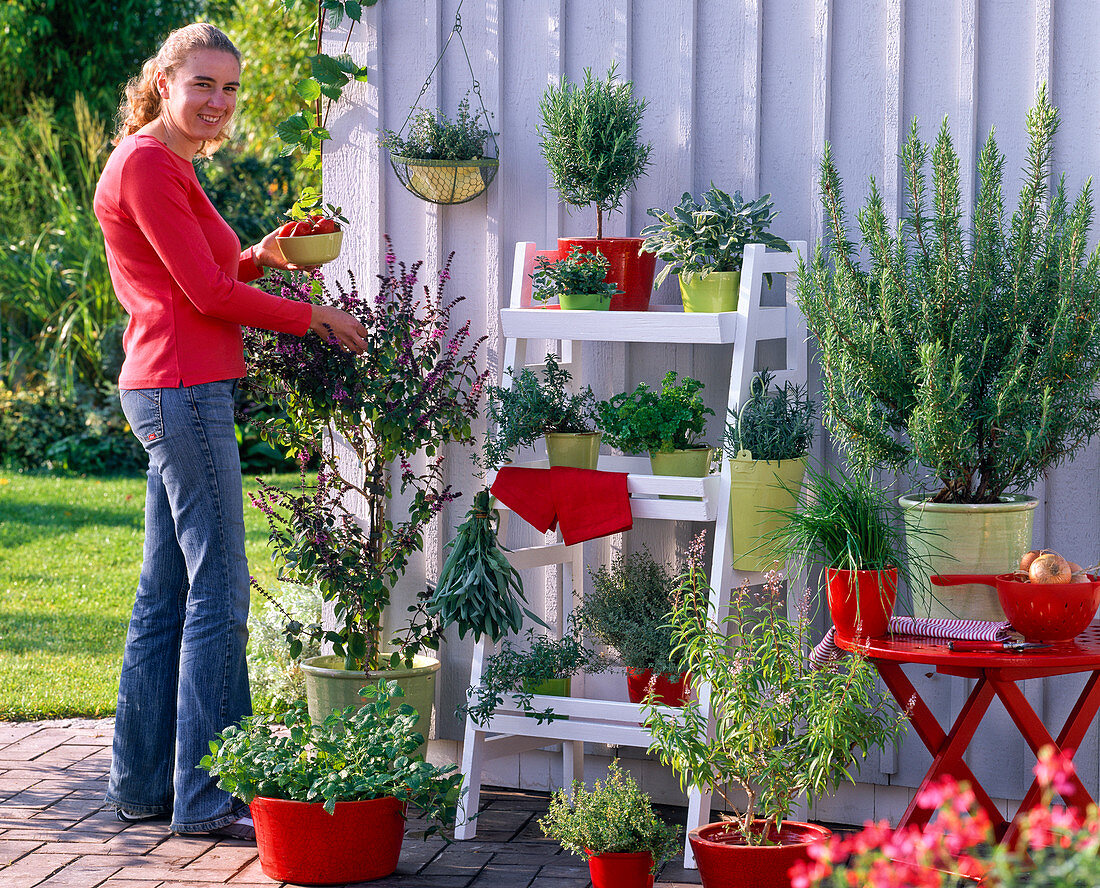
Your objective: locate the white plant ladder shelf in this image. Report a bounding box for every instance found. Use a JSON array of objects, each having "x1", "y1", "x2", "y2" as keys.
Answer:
[{"x1": 456, "y1": 240, "x2": 808, "y2": 868}]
